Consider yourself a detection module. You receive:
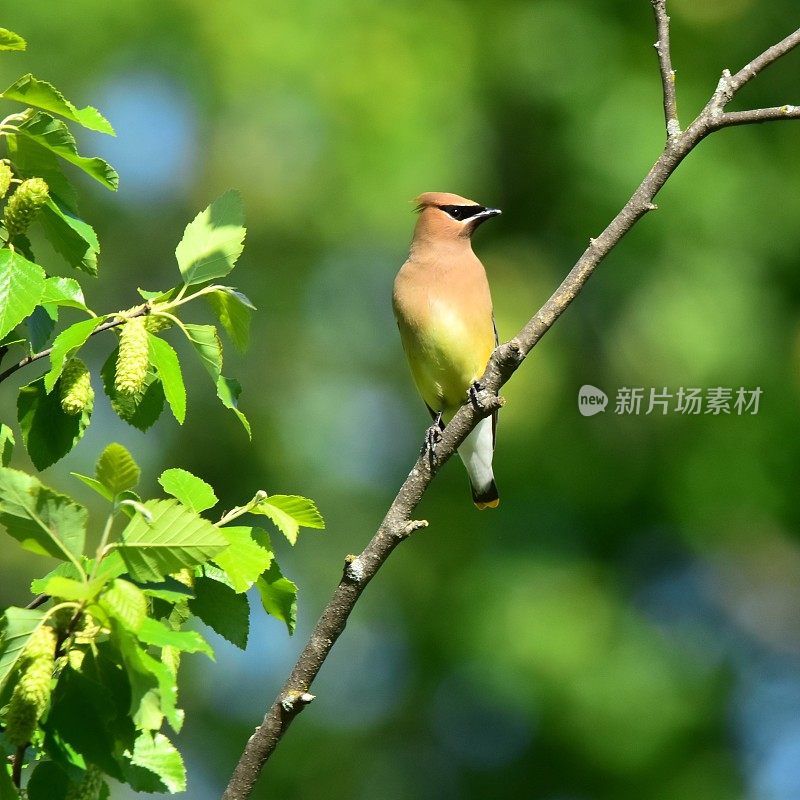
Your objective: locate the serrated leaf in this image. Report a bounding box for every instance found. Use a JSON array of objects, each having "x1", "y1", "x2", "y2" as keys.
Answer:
[
  {"x1": 188, "y1": 576, "x2": 249, "y2": 649},
  {"x1": 44, "y1": 316, "x2": 104, "y2": 392},
  {"x1": 205, "y1": 288, "x2": 254, "y2": 352},
  {"x1": 137, "y1": 617, "x2": 213, "y2": 659},
  {"x1": 158, "y1": 468, "x2": 217, "y2": 513},
  {"x1": 115, "y1": 499, "x2": 229, "y2": 582},
  {"x1": 18, "y1": 376, "x2": 92, "y2": 469},
  {"x1": 2, "y1": 74, "x2": 114, "y2": 134},
  {"x1": 99, "y1": 578, "x2": 147, "y2": 633},
  {"x1": 147, "y1": 334, "x2": 185, "y2": 424},
  {"x1": 17, "y1": 110, "x2": 118, "y2": 190},
  {"x1": 217, "y1": 375, "x2": 251, "y2": 437},
  {"x1": 27, "y1": 304, "x2": 57, "y2": 351},
  {"x1": 256, "y1": 561, "x2": 298, "y2": 635},
  {"x1": 38, "y1": 575, "x2": 99, "y2": 601},
  {"x1": 0, "y1": 28, "x2": 26, "y2": 51},
  {"x1": 0, "y1": 423, "x2": 14, "y2": 466},
  {"x1": 29, "y1": 560, "x2": 81, "y2": 594},
  {"x1": 0, "y1": 467, "x2": 86, "y2": 559},
  {"x1": 6, "y1": 132, "x2": 77, "y2": 211},
  {"x1": 40, "y1": 276, "x2": 87, "y2": 310},
  {"x1": 101, "y1": 347, "x2": 165, "y2": 432},
  {"x1": 212, "y1": 526, "x2": 273, "y2": 593},
  {"x1": 130, "y1": 732, "x2": 186, "y2": 793},
  {"x1": 183, "y1": 323, "x2": 222, "y2": 381},
  {"x1": 253, "y1": 494, "x2": 325, "y2": 545},
  {"x1": 0, "y1": 248, "x2": 46, "y2": 341},
  {"x1": 175, "y1": 190, "x2": 245, "y2": 286},
  {"x1": 95, "y1": 442, "x2": 140, "y2": 496},
  {"x1": 0, "y1": 606, "x2": 47, "y2": 692},
  {"x1": 39, "y1": 198, "x2": 100, "y2": 275},
  {"x1": 139, "y1": 577, "x2": 193, "y2": 603}
]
